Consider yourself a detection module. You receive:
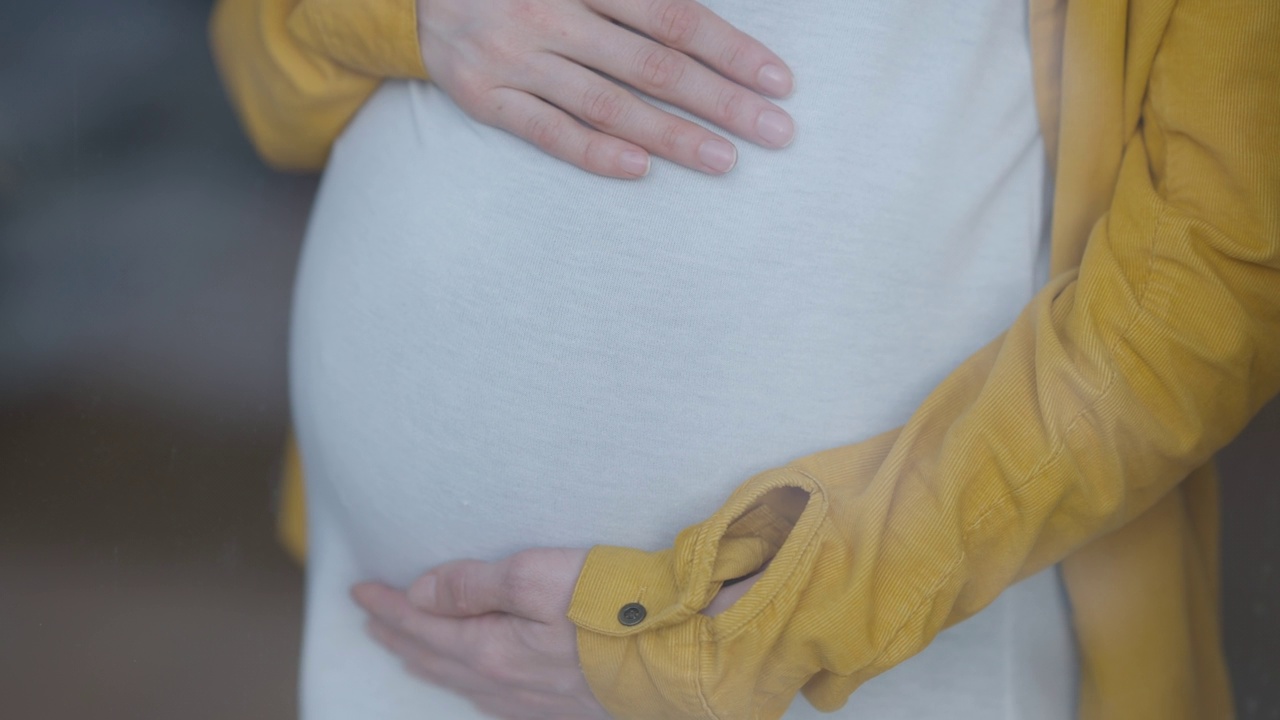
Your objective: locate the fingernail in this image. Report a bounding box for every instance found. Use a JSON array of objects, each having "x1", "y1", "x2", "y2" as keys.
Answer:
[
  {"x1": 619, "y1": 150, "x2": 650, "y2": 177},
  {"x1": 757, "y1": 64, "x2": 793, "y2": 97},
  {"x1": 756, "y1": 110, "x2": 795, "y2": 148},
  {"x1": 408, "y1": 575, "x2": 436, "y2": 609},
  {"x1": 697, "y1": 139, "x2": 737, "y2": 173}
]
